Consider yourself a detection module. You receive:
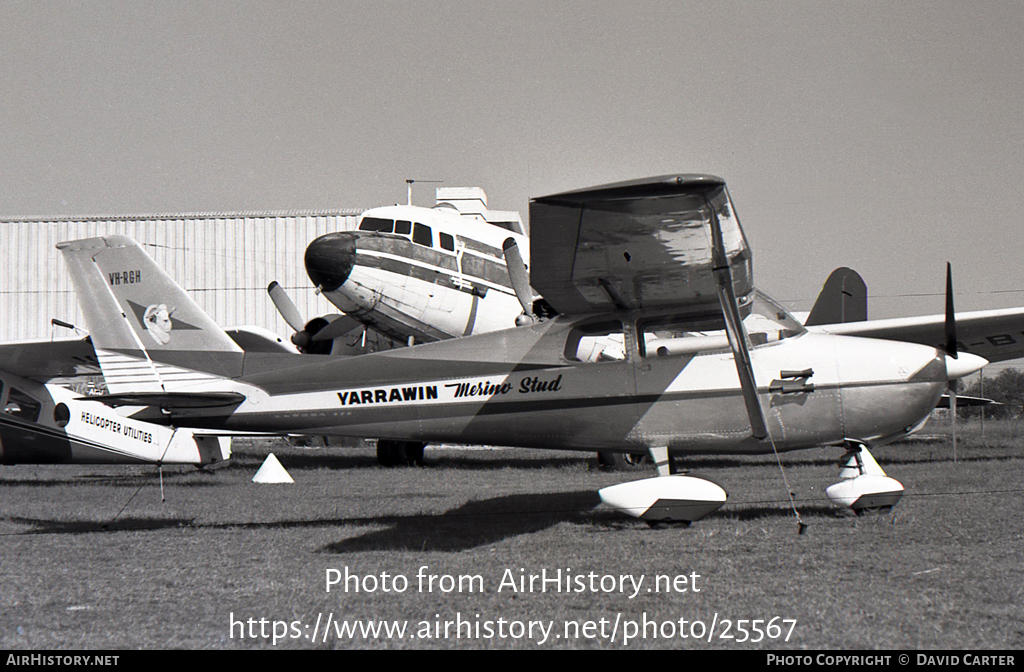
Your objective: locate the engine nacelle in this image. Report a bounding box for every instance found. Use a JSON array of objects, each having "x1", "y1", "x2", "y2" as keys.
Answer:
[
  {"x1": 599, "y1": 475, "x2": 727, "y2": 526},
  {"x1": 825, "y1": 474, "x2": 904, "y2": 512}
]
